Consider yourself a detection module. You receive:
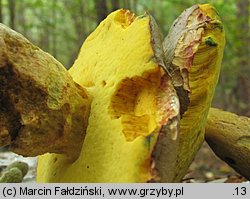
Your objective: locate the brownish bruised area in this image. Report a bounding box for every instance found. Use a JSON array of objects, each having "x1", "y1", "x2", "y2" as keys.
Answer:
[{"x1": 0, "y1": 24, "x2": 91, "y2": 161}]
